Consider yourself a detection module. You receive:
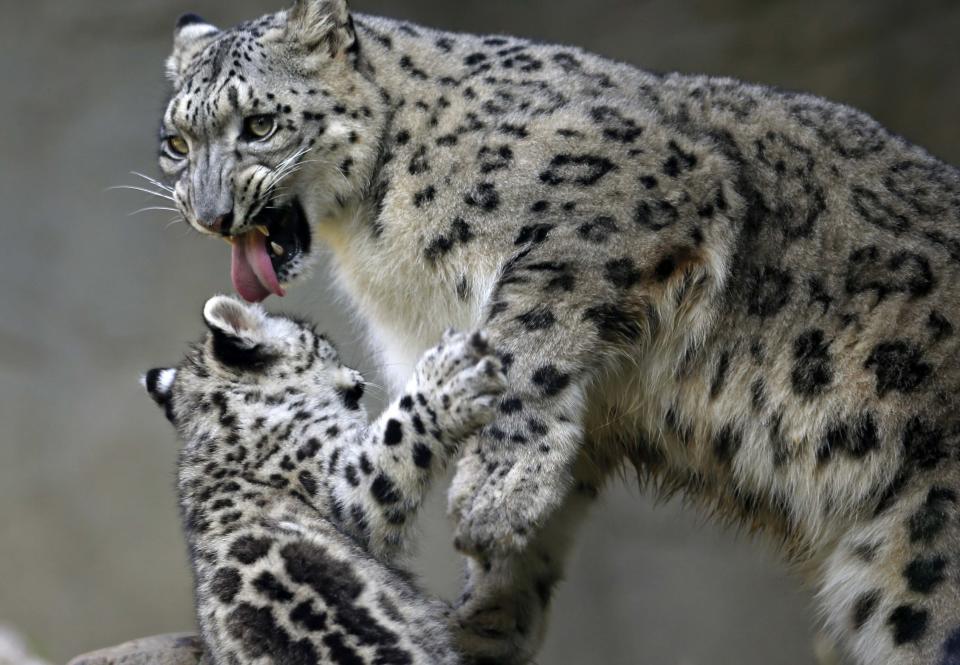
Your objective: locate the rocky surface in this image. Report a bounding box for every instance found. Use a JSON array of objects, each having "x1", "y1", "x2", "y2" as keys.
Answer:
[{"x1": 67, "y1": 635, "x2": 203, "y2": 665}]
